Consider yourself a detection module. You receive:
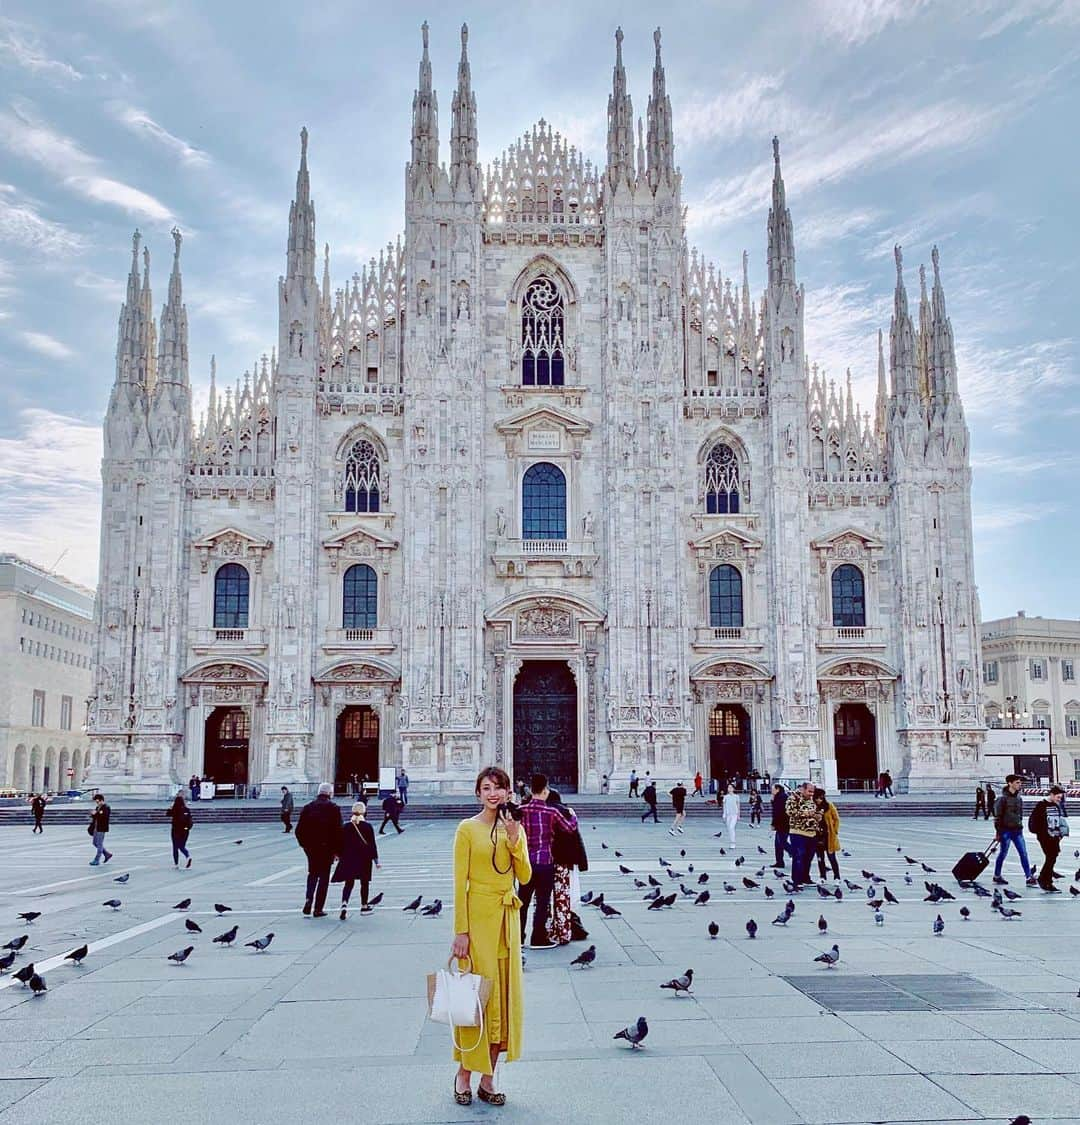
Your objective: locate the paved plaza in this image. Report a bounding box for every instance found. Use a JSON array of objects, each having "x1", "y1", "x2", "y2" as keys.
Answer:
[{"x1": 0, "y1": 809, "x2": 1078, "y2": 1124}]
